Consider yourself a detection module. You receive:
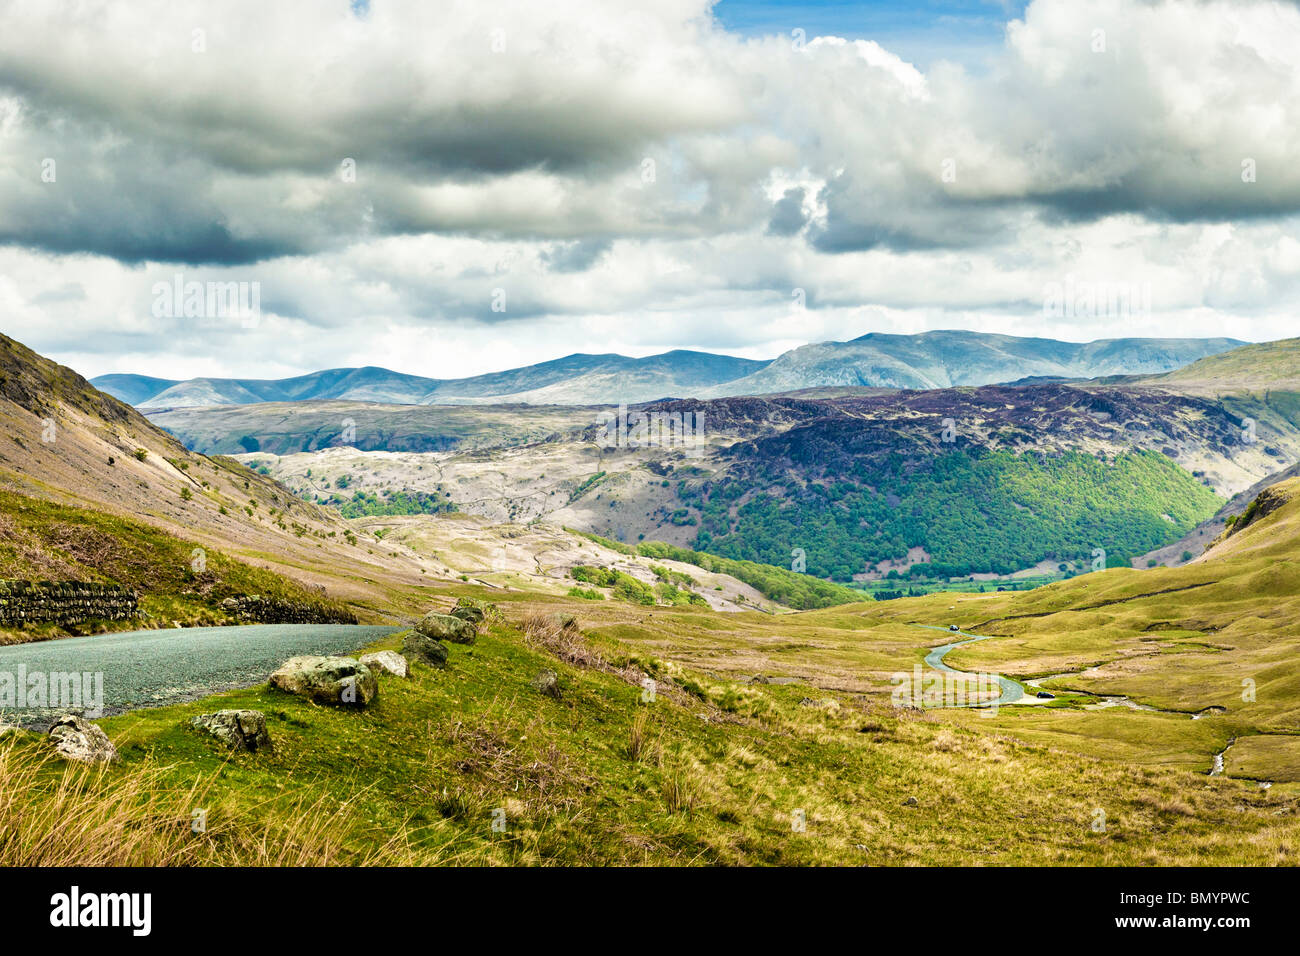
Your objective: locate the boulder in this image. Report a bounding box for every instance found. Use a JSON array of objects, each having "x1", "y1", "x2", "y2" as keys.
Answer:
[
  {"x1": 450, "y1": 605, "x2": 485, "y2": 627},
  {"x1": 359, "y1": 650, "x2": 409, "y2": 678},
  {"x1": 415, "y1": 611, "x2": 476, "y2": 645},
  {"x1": 450, "y1": 597, "x2": 497, "y2": 629},
  {"x1": 402, "y1": 631, "x2": 450, "y2": 668},
  {"x1": 48, "y1": 714, "x2": 118, "y2": 764},
  {"x1": 532, "y1": 668, "x2": 561, "y2": 699},
  {"x1": 269, "y1": 655, "x2": 378, "y2": 707},
  {"x1": 190, "y1": 710, "x2": 274, "y2": 752}
]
